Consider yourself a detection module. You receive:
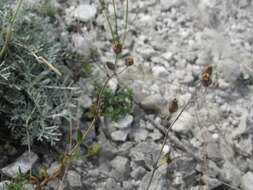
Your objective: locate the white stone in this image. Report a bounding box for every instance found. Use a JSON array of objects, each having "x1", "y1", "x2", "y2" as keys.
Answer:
[
  {"x1": 231, "y1": 114, "x2": 248, "y2": 138},
  {"x1": 161, "y1": 52, "x2": 173, "y2": 61},
  {"x1": 0, "y1": 181, "x2": 9, "y2": 190},
  {"x1": 160, "y1": 0, "x2": 182, "y2": 10},
  {"x1": 171, "y1": 111, "x2": 194, "y2": 133},
  {"x1": 73, "y1": 4, "x2": 97, "y2": 22},
  {"x1": 141, "y1": 94, "x2": 165, "y2": 114},
  {"x1": 131, "y1": 128, "x2": 148, "y2": 141},
  {"x1": 1, "y1": 151, "x2": 38, "y2": 178},
  {"x1": 162, "y1": 145, "x2": 170, "y2": 155},
  {"x1": 241, "y1": 172, "x2": 253, "y2": 190},
  {"x1": 72, "y1": 34, "x2": 92, "y2": 56},
  {"x1": 152, "y1": 66, "x2": 168, "y2": 77},
  {"x1": 221, "y1": 161, "x2": 242, "y2": 187},
  {"x1": 107, "y1": 77, "x2": 118, "y2": 93},
  {"x1": 67, "y1": 170, "x2": 82, "y2": 187},
  {"x1": 149, "y1": 129, "x2": 163, "y2": 140},
  {"x1": 111, "y1": 130, "x2": 129, "y2": 142},
  {"x1": 218, "y1": 59, "x2": 241, "y2": 83},
  {"x1": 115, "y1": 115, "x2": 134, "y2": 129},
  {"x1": 234, "y1": 0, "x2": 252, "y2": 8},
  {"x1": 79, "y1": 94, "x2": 92, "y2": 109}
]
